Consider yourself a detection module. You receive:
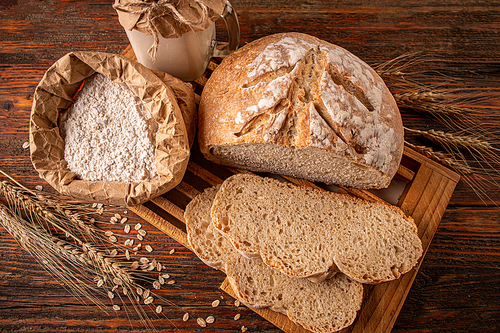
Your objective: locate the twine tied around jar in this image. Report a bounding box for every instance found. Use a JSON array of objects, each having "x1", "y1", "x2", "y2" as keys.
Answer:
[{"x1": 113, "y1": 0, "x2": 210, "y2": 61}]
